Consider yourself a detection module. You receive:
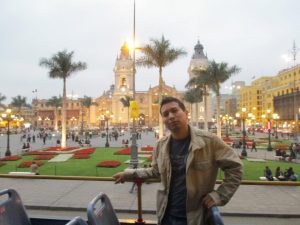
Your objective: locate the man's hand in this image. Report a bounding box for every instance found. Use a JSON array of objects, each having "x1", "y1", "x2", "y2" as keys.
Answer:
[
  {"x1": 112, "y1": 172, "x2": 125, "y2": 184},
  {"x1": 202, "y1": 195, "x2": 216, "y2": 209}
]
